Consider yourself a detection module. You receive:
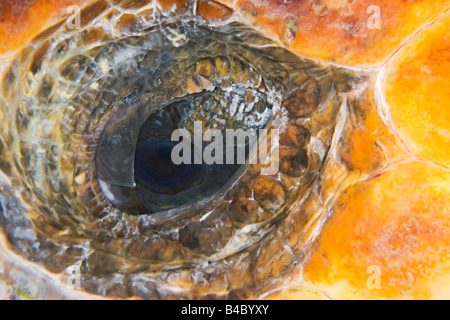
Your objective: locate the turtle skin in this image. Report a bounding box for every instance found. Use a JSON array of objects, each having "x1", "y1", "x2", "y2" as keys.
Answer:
[{"x1": 0, "y1": 0, "x2": 448, "y2": 300}]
